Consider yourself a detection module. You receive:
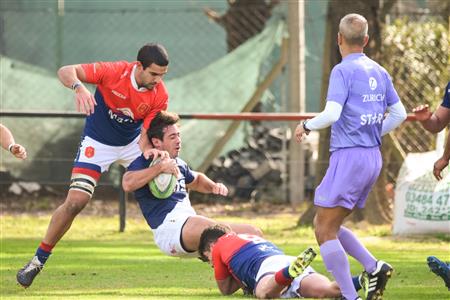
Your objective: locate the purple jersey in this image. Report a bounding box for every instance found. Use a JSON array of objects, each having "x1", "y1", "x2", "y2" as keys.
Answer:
[{"x1": 326, "y1": 53, "x2": 400, "y2": 151}]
